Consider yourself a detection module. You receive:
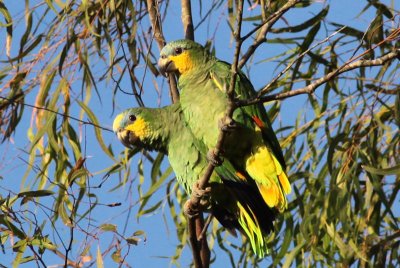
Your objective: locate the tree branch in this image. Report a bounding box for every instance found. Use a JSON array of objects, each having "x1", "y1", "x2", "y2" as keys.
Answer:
[
  {"x1": 236, "y1": 49, "x2": 400, "y2": 106},
  {"x1": 181, "y1": 0, "x2": 194, "y2": 41},
  {"x1": 184, "y1": 0, "x2": 245, "y2": 245},
  {"x1": 146, "y1": 0, "x2": 179, "y2": 102},
  {"x1": 180, "y1": 1, "x2": 208, "y2": 267}
]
